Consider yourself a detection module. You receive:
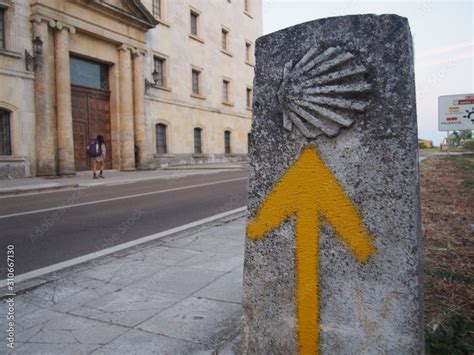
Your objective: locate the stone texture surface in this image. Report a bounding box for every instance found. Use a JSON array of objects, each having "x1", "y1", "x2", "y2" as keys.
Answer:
[
  {"x1": 68, "y1": 286, "x2": 180, "y2": 327},
  {"x1": 119, "y1": 46, "x2": 137, "y2": 171},
  {"x1": 0, "y1": 159, "x2": 31, "y2": 178},
  {"x1": 243, "y1": 14, "x2": 422, "y2": 354},
  {"x1": 138, "y1": 296, "x2": 242, "y2": 347},
  {"x1": 91, "y1": 329, "x2": 211, "y2": 354},
  {"x1": 195, "y1": 267, "x2": 244, "y2": 303},
  {"x1": 54, "y1": 27, "x2": 76, "y2": 175},
  {"x1": 3, "y1": 217, "x2": 246, "y2": 354},
  {"x1": 154, "y1": 154, "x2": 249, "y2": 169}
]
